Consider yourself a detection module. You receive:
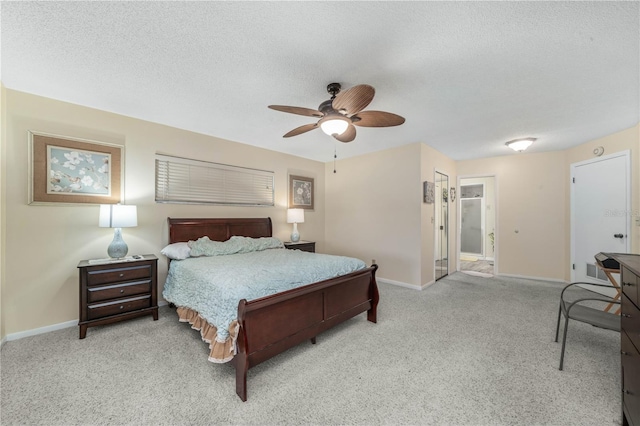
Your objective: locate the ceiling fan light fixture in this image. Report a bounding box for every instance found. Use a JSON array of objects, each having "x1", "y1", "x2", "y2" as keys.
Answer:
[
  {"x1": 505, "y1": 138, "x2": 536, "y2": 152},
  {"x1": 319, "y1": 116, "x2": 349, "y2": 136}
]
